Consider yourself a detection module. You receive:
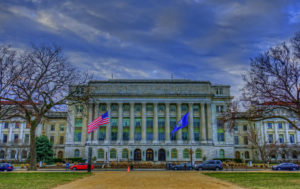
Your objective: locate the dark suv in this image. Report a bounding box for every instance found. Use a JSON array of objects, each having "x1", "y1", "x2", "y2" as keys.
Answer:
[{"x1": 195, "y1": 160, "x2": 223, "y2": 171}]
